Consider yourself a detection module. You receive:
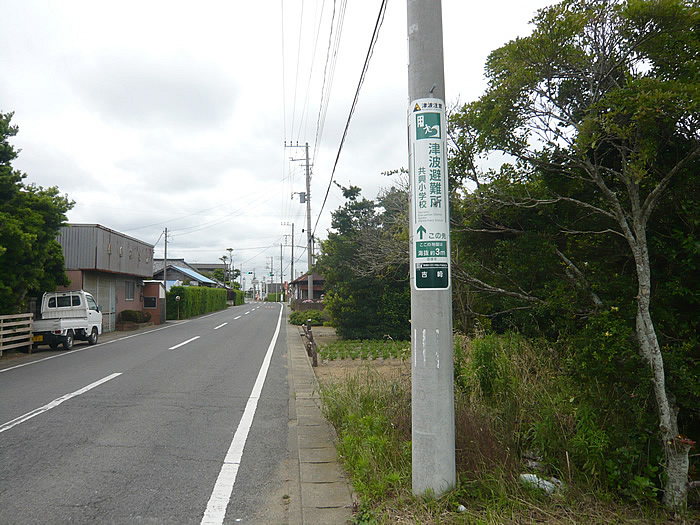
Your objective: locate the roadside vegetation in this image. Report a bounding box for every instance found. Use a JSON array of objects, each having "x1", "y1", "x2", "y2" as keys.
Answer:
[
  {"x1": 165, "y1": 285, "x2": 227, "y2": 320},
  {"x1": 0, "y1": 112, "x2": 74, "y2": 314},
  {"x1": 319, "y1": 339, "x2": 409, "y2": 361},
  {"x1": 313, "y1": 0, "x2": 698, "y2": 519},
  {"x1": 289, "y1": 310, "x2": 329, "y2": 326},
  {"x1": 319, "y1": 334, "x2": 696, "y2": 523}
]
